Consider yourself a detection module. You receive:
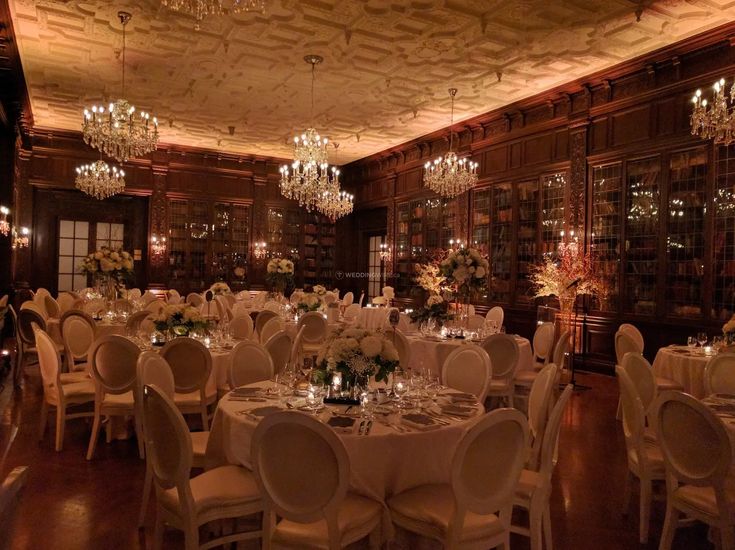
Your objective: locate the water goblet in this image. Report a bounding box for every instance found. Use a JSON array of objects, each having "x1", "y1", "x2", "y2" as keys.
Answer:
[
  {"x1": 687, "y1": 336, "x2": 697, "y2": 350},
  {"x1": 697, "y1": 332, "x2": 708, "y2": 348}
]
